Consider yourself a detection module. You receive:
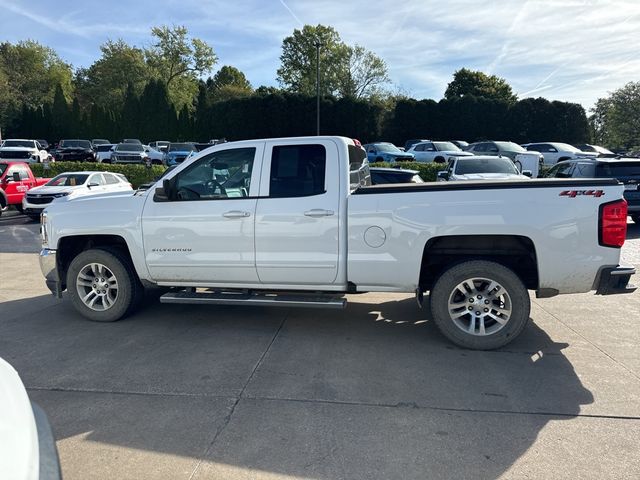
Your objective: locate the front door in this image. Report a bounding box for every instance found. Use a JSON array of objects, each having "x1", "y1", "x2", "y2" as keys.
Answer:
[
  {"x1": 142, "y1": 143, "x2": 264, "y2": 284},
  {"x1": 254, "y1": 139, "x2": 340, "y2": 285}
]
